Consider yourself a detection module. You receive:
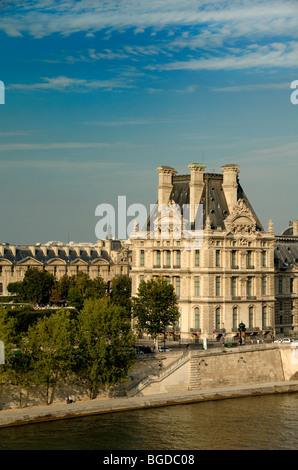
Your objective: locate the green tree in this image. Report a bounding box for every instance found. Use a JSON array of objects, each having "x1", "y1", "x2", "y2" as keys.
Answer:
[
  {"x1": 27, "y1": 309, "x2": 76, "y2": 404},
  {"x1": 76, "y1": 298, "x2": 135, "y2": 399},
  {"x1": 132, "y1": 277, "x2": 180, "y2": 351},
  {"x1": 19, "y1": 268, "x2": 55, "y2": 305},
  {"x1": 0, "y1": 307, "x2": 18, "y2": 397},
  {"x1": 110, "y1": 275, "x2": 132, "y2": 313},
  {"x1": 7, "y1": 281, "x2": 22, "y2": 297}
]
